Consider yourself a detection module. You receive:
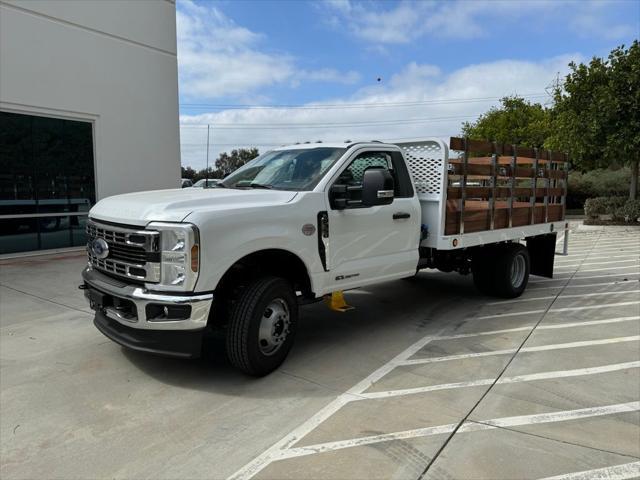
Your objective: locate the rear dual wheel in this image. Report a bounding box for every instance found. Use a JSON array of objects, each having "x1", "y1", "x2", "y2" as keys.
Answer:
[{"x1": 473, "y1": 243, "x2": 530, "y2": 298}]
